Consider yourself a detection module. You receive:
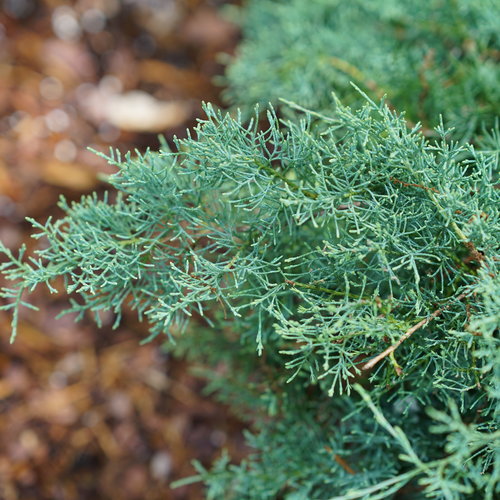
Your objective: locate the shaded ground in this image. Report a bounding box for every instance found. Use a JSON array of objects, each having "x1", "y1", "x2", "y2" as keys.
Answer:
[{"x1": 0, "y1": 1, "x2": 248, "y2": 498}]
